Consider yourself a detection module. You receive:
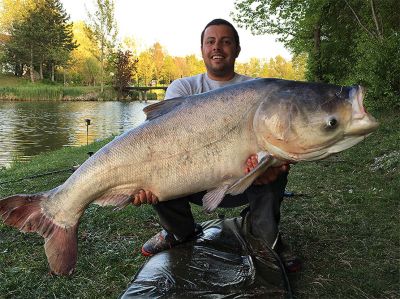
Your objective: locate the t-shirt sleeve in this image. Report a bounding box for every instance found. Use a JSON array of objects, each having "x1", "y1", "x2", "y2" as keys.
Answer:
[{"x1": 165, "y1": 79, "x2": 190, "y2": 99}]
